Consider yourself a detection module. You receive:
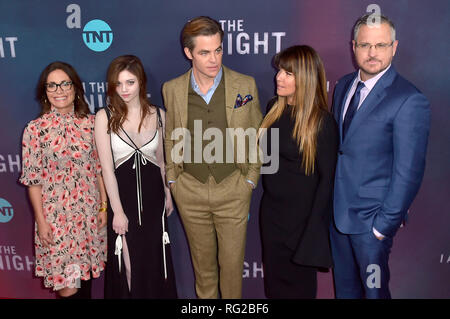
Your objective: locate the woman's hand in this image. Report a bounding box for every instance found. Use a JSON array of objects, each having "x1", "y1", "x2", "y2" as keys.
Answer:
[
  {"x1": 97, "y1": 211, "x2": 107, "y2": 229},
  {"x1": 37, "y1": 220, "x2": 55, "y2": 248},
  {"x1": 112, "y1": 212, "x2": 128, "y2": 235},
  {"x1": 165, "y1": 196, "x2": 174, "y2": 217}
]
